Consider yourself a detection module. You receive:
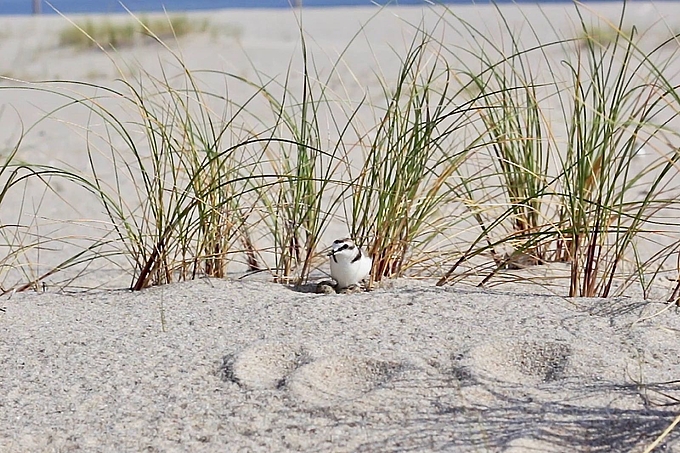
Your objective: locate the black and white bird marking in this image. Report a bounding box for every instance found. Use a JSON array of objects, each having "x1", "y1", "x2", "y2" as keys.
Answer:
[{"x1": 328, "y1": 238, "x2": 372, "y2": 289}]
